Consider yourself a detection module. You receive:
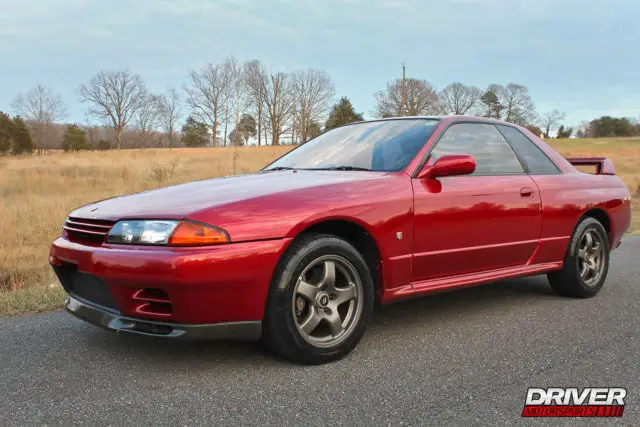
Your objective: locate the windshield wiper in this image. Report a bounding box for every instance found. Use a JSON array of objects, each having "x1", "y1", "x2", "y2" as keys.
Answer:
[
  {"x1": 263, "y1": 166, "x2": 295, "y2": 172},
  {"x1": 312, "y1": 166, "x2": 372, "y2": 171}
]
